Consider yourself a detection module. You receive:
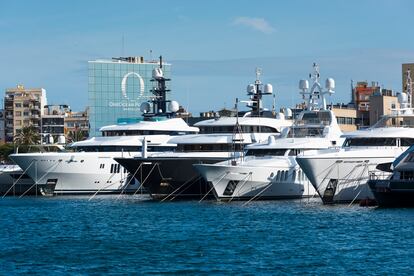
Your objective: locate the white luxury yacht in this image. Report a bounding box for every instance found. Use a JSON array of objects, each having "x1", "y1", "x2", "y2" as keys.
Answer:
[
  {"x1": 296, "y1": 69, "x2": 414, "y2": 204},
  {"x1": 194, "y1": 63, "x2": 343, "y2": 201},
  {"x1": 10, "y1": 57, "x2": 199, "y2": 195},
  {"x1": 115, "y1": 68, "x2": 292, "y2": 200}
]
